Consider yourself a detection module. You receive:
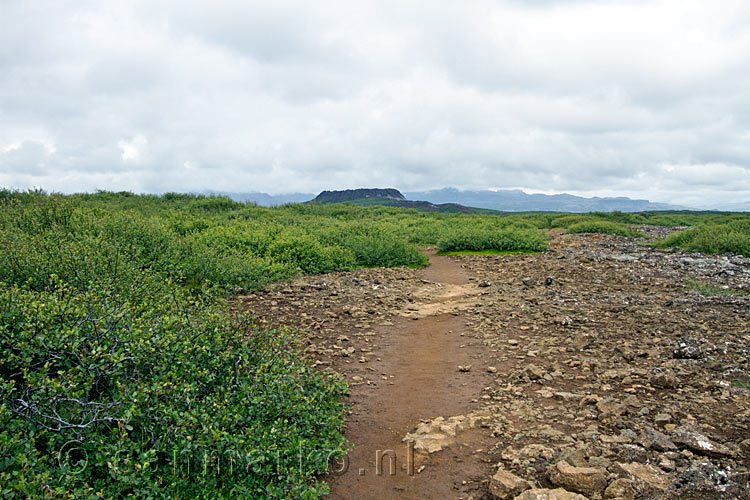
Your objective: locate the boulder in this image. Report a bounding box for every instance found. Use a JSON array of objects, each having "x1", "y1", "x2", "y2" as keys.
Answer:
[
  {"x1": 488, "y1": 468, "x2": 531, "y2": 499},
  {"x1": 523, "y1": 364, "x2": 546, "y2": 380},
  {"x1": 557, "y1": 448, "x2": 589, "y2": 468},
  {"x1": 604, "y1": 478, "x2": 635, "y2": 500},
  {"x1": 650, "y1": 369, "x2": 679, "y2": 389},
  {"x1": 615, "y1": 462, "x2": 672, "y2": 496},
  {"x1": 672, "y1": 337, "x2": 708, "y2": 359},
  {"x1": 548, "y1": 460, "x2": 608, "y2": 497},
  {"x1": 639, "y1": 426, "x2": 677, "y2": 451},
  {"x1": 671, "y1": 425, "x2": 734, "y2": 458}
]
